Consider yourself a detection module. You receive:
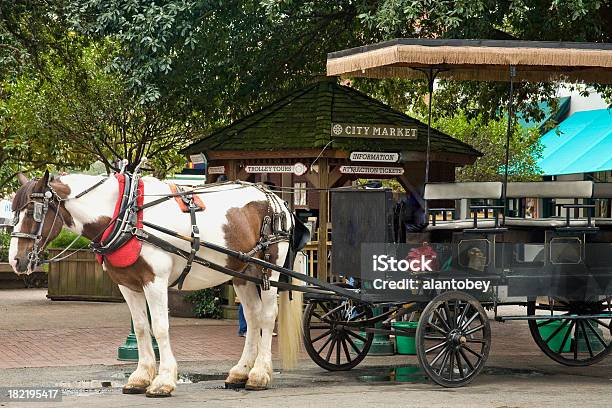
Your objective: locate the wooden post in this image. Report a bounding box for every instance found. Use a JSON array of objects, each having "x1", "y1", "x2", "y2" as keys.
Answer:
[
  {"x1": 317, "y1": 158, "x2": 329, "y2": 281},
  {"x1": 281, "y1": 173, "x2": 292, "y2": 208}
]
